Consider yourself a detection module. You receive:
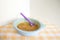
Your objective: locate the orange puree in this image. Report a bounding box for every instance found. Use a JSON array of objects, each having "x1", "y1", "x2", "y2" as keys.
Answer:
[{"x1": 17, "y1": 22, "x2": 39, "y2": 31}]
